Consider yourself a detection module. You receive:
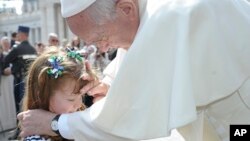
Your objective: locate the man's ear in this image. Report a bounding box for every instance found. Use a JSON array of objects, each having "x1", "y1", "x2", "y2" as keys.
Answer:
[{"x1": 116, "y1": 0, "x2": 138, "y2": 20}]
